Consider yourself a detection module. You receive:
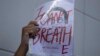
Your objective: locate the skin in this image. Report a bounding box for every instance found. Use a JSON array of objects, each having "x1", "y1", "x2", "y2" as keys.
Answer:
[{"x1": 14, "y1": 21, "x2": 39, "y2": 56}]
